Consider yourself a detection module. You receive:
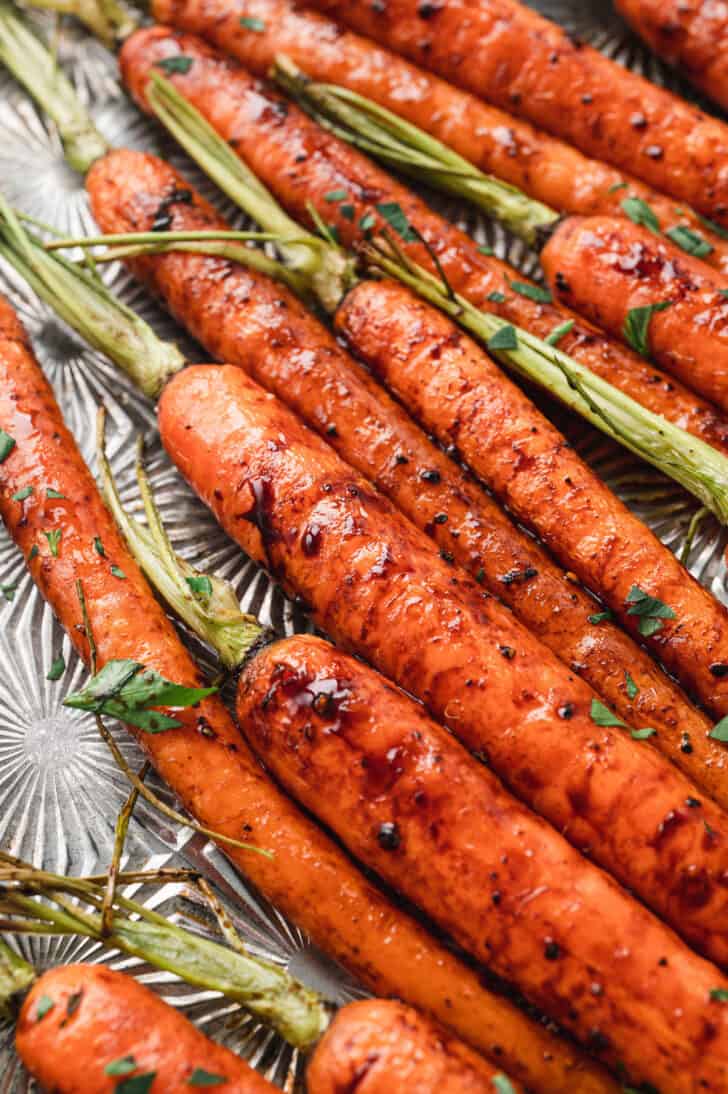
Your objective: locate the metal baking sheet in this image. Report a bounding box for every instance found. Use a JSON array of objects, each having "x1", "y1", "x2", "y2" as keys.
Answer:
[{"x1": 0, "y1": 2, "x2": 726, "y2": 1087}]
